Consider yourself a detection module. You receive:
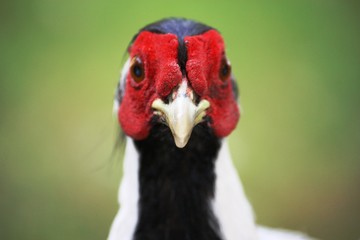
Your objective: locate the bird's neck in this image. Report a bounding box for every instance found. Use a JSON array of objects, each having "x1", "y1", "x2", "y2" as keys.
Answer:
[
  {"x1": 108, "y1": 126, "x2": 258, "y2": 240},
  {"x1": 132, "y1": 124, "x2": 222, "y2": 240}
]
